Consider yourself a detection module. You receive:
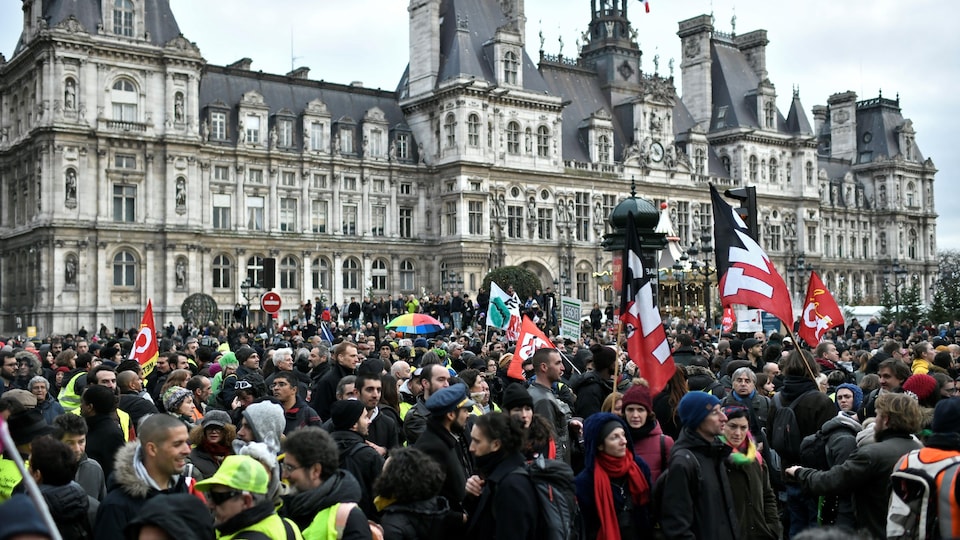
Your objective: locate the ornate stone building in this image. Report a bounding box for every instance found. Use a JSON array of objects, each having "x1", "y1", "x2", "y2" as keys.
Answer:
[{"x1": 0, "y1": 0, "x2": 937, "y2": 333}]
